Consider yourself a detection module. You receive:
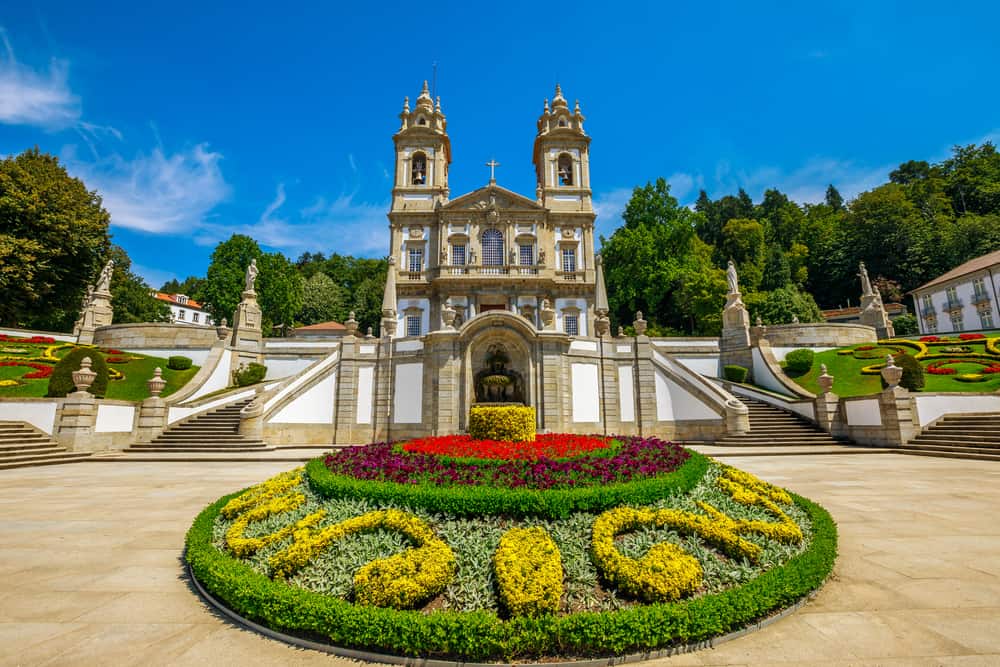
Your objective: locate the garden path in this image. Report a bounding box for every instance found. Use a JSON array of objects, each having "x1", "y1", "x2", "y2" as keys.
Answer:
[{"x1": 0, "y1": 454, "x2": 998, "y2": 666}]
